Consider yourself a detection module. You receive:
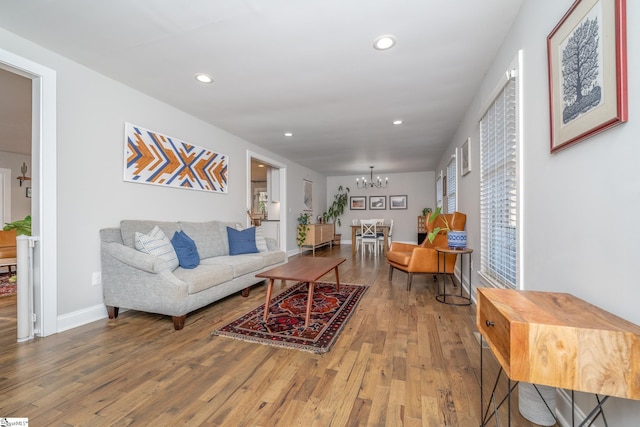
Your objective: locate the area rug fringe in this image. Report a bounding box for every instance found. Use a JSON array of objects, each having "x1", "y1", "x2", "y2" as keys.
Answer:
[{"x1": 211, "y1": 281, "x2": 368, "y2": 354}]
